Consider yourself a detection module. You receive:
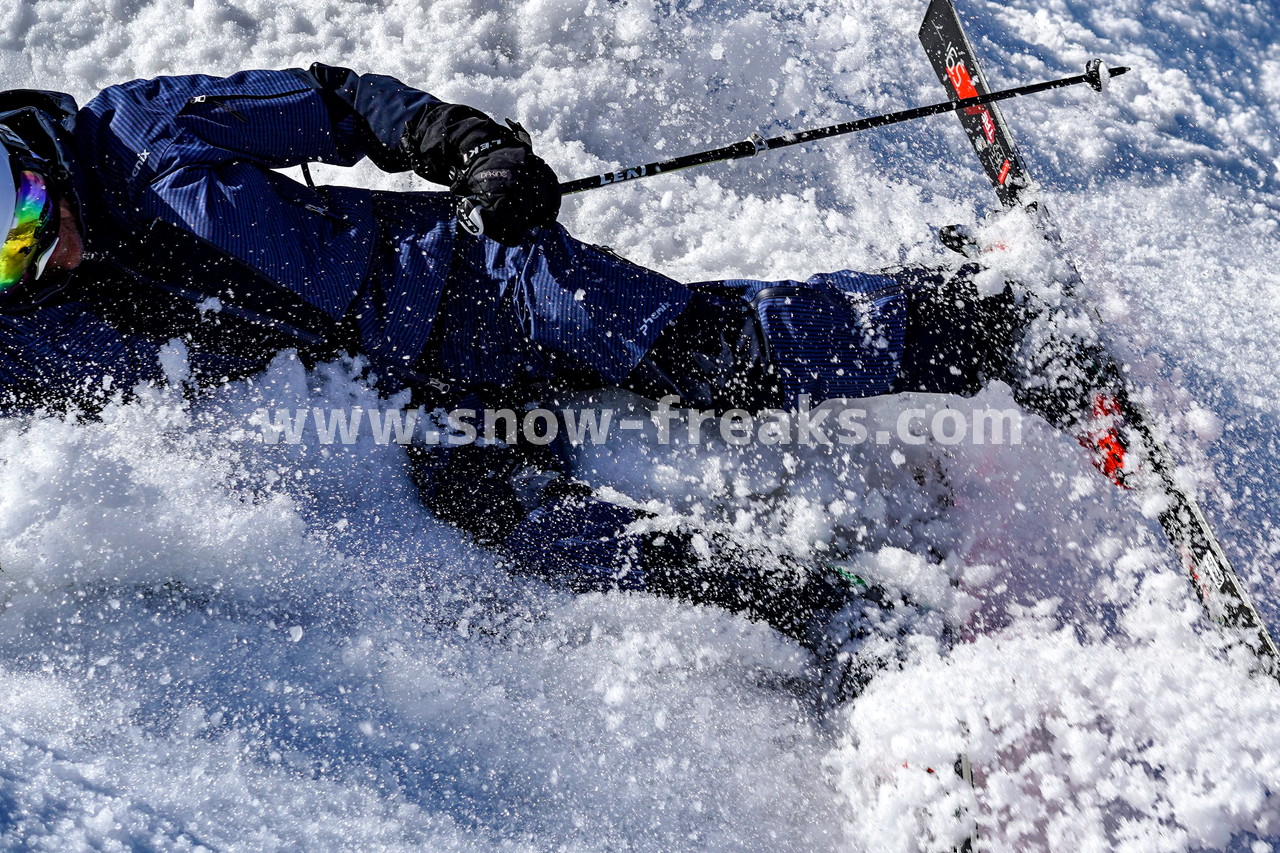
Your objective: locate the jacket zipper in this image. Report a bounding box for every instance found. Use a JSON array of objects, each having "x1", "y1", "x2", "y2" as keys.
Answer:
[
  {"x1": 185, "y1": 89, "x2": 312, "y2": 122},
  {"x1": 304, "y1": 201, "x2": 349, "y2": 224}
]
